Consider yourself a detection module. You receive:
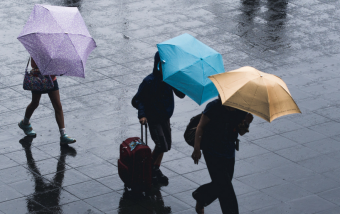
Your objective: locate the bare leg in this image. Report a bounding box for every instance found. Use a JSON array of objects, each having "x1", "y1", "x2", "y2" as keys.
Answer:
[
  {"x1": 153, "y1": 152, "x2": 164, "y2": 166},
  {"x1": 195, "y1": 201, "x2": 204, "y2": 214},
  {"x1": 48, "y1": 90, "x2": 65, "y2": 129},
  {"x1": 25, "y1": 93, "x2": 41, "y2": 120}
]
